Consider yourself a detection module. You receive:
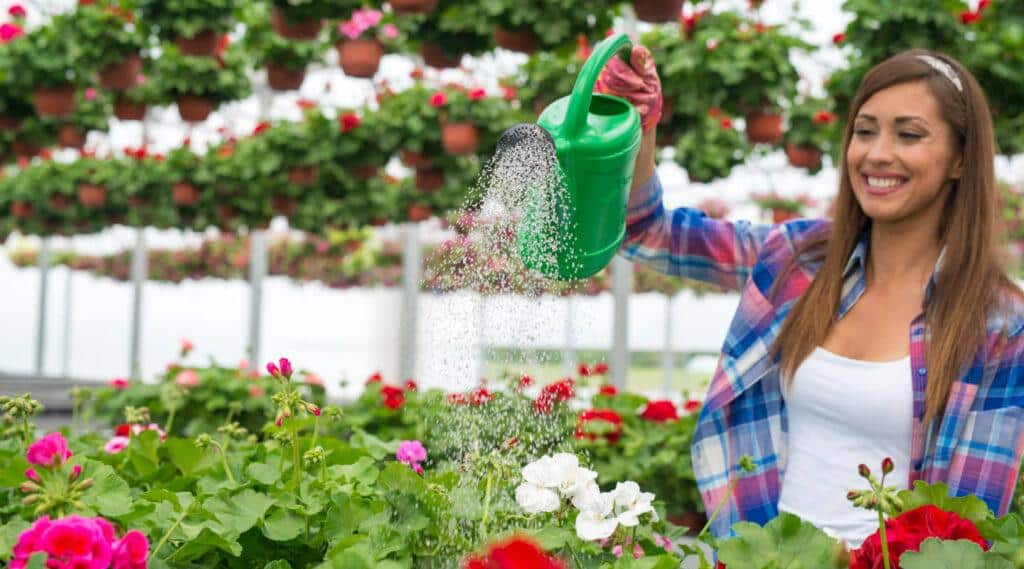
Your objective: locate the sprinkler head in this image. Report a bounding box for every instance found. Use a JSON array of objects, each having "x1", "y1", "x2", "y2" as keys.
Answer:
[{"x1": 495, "y1": 123, "x2": 554, "y2": 156}]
